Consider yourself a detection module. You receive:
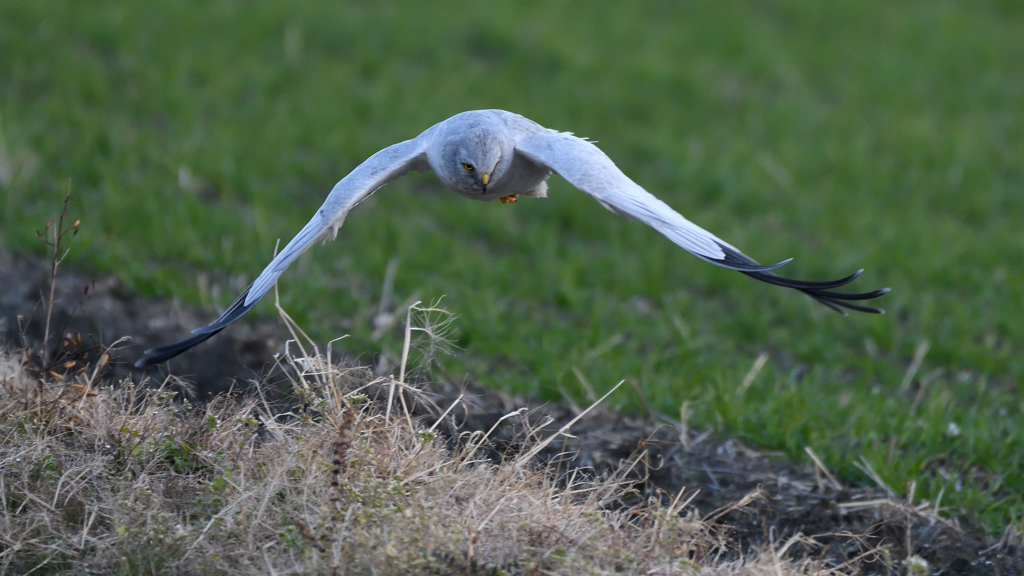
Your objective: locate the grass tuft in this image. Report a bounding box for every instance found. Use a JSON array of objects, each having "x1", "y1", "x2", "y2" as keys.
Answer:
[{"x1": 0, "y1": 343, "x2": 867, "y2": 575}]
